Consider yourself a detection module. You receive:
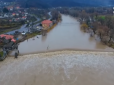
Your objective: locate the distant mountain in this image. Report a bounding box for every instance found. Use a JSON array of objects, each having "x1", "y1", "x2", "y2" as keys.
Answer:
[
  {"x1": 48, "y1": 0, "x2": 95, "y2": 7},
  {"x1": 1, "y1": 0, "x2": 114, "y2": 8}
]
